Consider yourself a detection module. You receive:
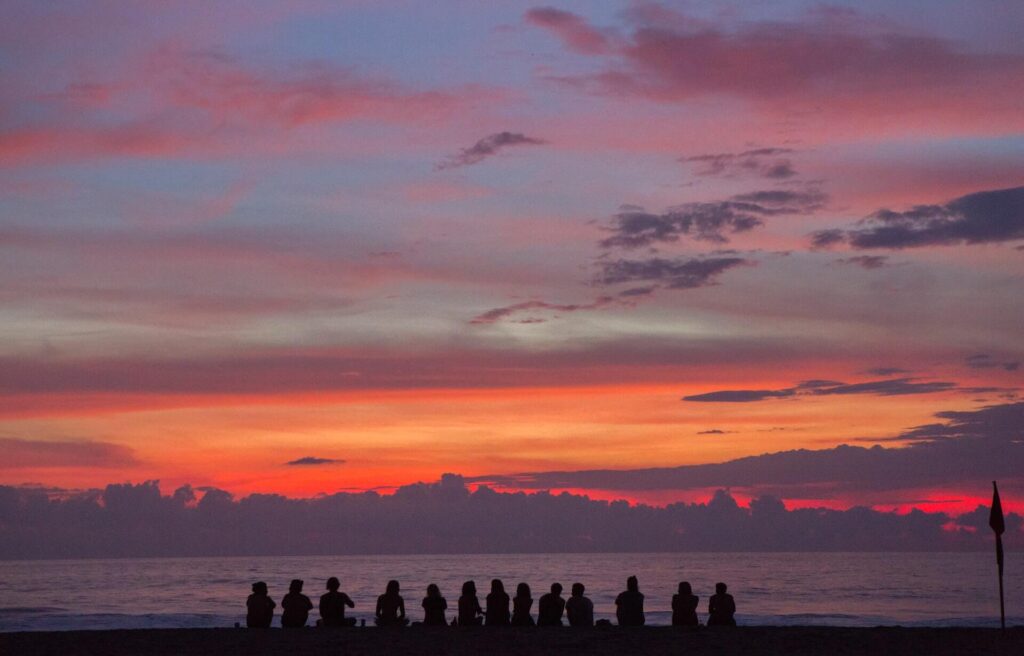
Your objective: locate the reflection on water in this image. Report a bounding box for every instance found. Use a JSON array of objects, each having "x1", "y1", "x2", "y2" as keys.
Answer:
[{"x1": 0, "y1": 552, "x2": 1020, "y2": 631}]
